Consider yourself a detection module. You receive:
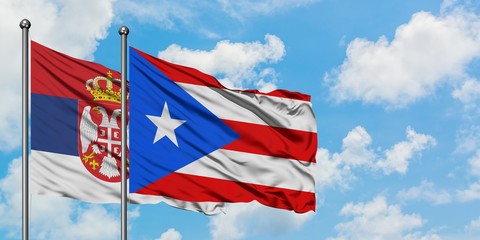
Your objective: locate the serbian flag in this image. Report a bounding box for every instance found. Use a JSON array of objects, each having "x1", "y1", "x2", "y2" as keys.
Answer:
[
  {"x1": 31, "y1": 41, "x2": 212, "y2": 210},
  {"x1": 129, "y1": 47, "x2": 317, "y2": 213}
]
